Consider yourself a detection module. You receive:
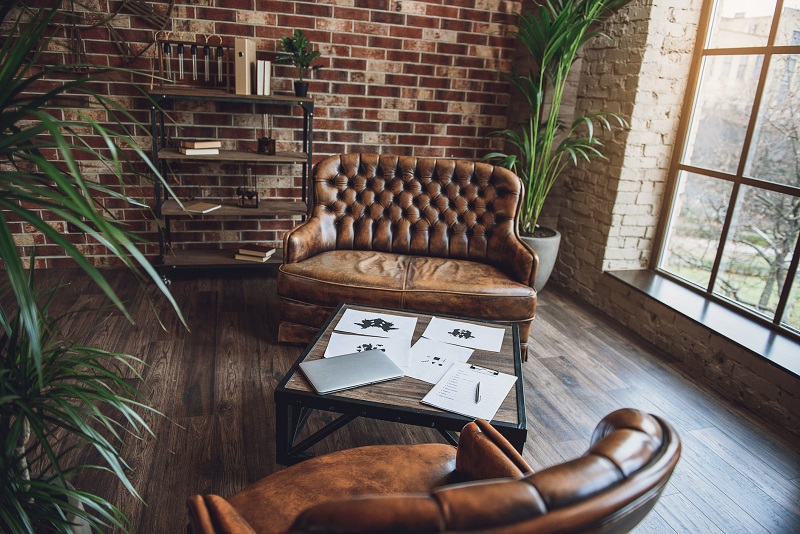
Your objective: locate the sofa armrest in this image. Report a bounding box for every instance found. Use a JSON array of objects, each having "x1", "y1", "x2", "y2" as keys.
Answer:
[
  {"x1": 498, "y1": 233, "x2": 538, "y2": 288},
  {"x1": 282, "y1": 215, "x2": 338, "y2": 264}
]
